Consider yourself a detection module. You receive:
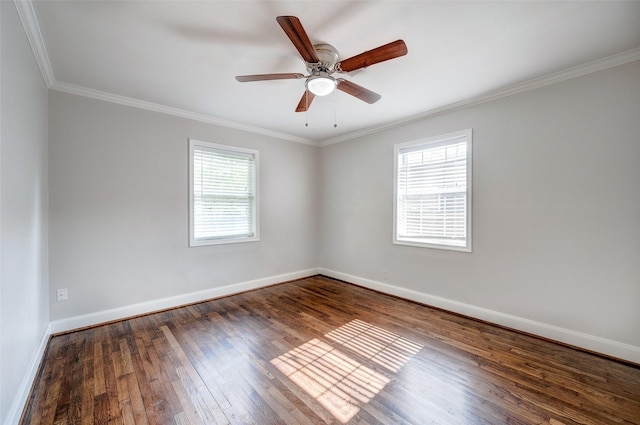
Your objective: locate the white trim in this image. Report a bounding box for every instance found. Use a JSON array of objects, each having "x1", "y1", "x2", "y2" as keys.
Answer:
[
  {"x1": 50, "y1": 81, "x2": 317, "y2": 146},
  {"x1": 393, "y1": 129, "x2": 473, "y2": 252},
  {"x1": 188, "y1": 139, "x2": 260, "y2": 247},
  {"x1": 14, "y1": 0, "x2": 640, "y2": 148},
  {"x1": 3, "y1": 323, "x2": 51, "y2": 425},
  {"x1": 5, "y1": 269, "x2": 316, "y2": 424},
  {"x1": 13, "y1": 0, "x2": 316, "y2": 146},
  {"x1": 12, "y1": 0, "x2": 54, "y2": 87},
  {"x1": 50, "y1": 269, "x2": 320, "y2": 334},
  {"x1": 320, "y1": 48, "x2": 640, "y2": 146},
  {"x1": 318, "y1": 268, "x2": 640, "y2": 365},
  {"x1": 8, "y1": 268, "x2": 640, "y2": 425}
]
